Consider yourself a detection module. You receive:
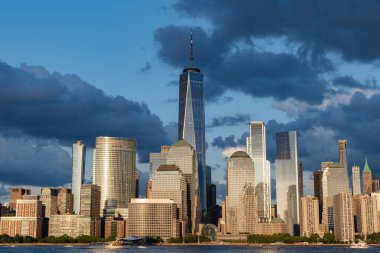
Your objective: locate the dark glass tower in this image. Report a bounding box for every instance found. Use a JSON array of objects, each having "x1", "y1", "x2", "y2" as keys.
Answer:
[{"x1": 178, "y1": 30, "x2": 207, "y2": 219}]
